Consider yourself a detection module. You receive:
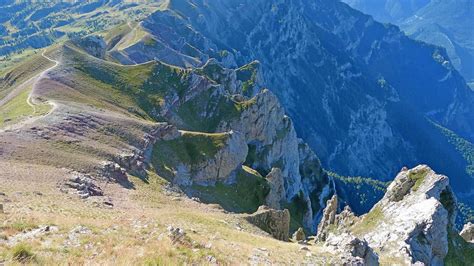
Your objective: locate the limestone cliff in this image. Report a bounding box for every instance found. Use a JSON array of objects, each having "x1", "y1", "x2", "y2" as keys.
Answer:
[{"x1": 317, "y1": 165, "x2": 473, "y2": 265}]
